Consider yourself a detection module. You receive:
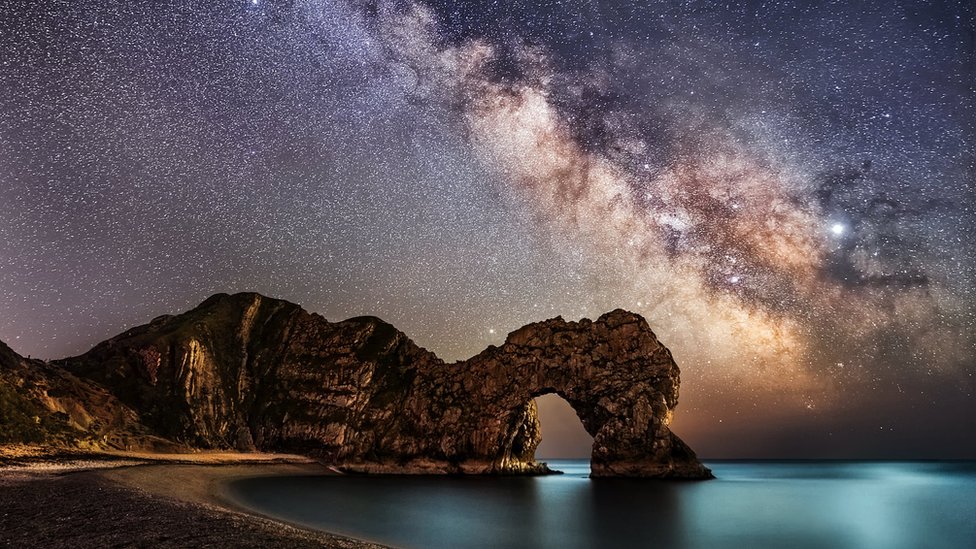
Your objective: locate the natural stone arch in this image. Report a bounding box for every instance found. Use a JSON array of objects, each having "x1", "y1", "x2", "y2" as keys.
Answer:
[
  {"x1": 412, "y1": 309, "x2": 712, "y2": 478},
  {"x1": 62, "y1": 293, "x2": 711, "y2": 479}
]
